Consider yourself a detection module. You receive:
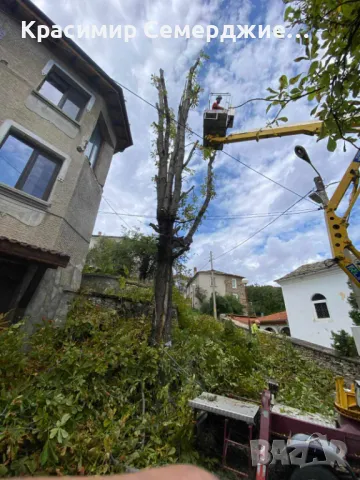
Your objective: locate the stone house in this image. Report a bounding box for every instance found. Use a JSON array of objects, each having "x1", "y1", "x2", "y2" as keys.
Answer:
[
  {"x1": 0, "y1": 0, "x2": 132, "y2": 329},
  {"x1": 186, "y1": 269, "x2": 248, "y2": 313},
  {"x1": 276, "y1": 260, "x2": 353, "y2": 348}
]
